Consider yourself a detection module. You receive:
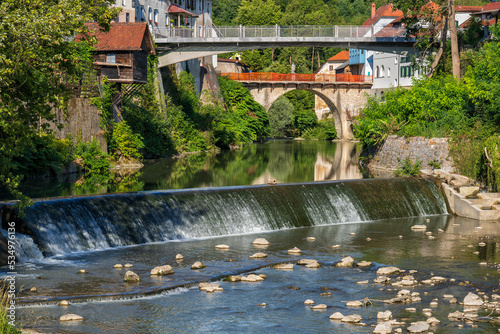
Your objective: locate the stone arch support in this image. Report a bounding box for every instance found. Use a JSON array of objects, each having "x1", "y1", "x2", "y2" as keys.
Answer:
[{"x1": 246, "y1": 83, "x2": 371, "y2": 140}]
